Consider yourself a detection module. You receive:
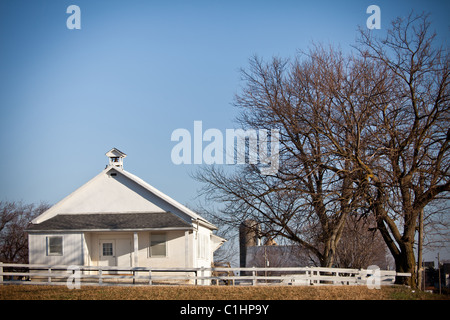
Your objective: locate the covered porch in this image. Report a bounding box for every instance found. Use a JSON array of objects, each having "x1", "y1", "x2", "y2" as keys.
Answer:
[
  {"x1": 83, "y1": 232, "x2": 137, "y2": 269},
  {"x1": 82, "y1": 229, "x2": 193, "y2": 270}
]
